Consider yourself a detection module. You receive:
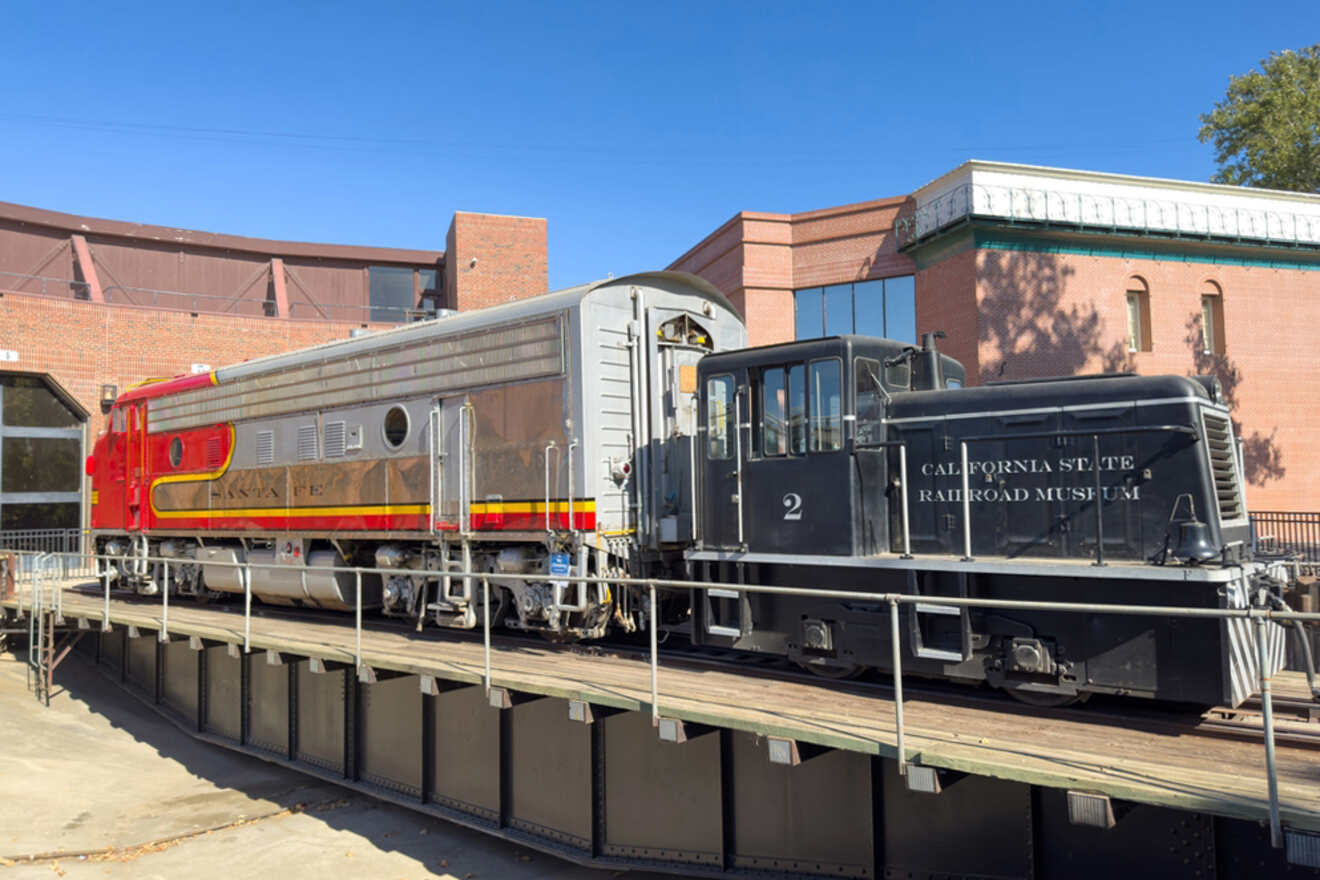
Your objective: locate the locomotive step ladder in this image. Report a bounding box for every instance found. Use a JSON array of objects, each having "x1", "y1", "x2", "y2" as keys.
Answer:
[{"x1": 907, "y1": 570, "x2": 973, "y2": 663}]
